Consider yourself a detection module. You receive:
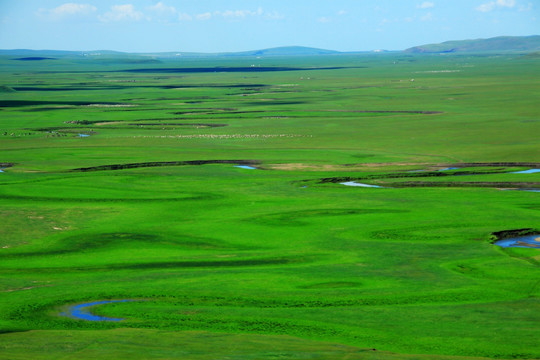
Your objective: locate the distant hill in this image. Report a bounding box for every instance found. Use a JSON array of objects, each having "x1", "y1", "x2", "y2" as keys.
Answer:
[
  {"x1": 405, "y1": 35, "x2": 540, "y2": 54},
  {"x1": 232, "y1": 46, "x2": 340, "y2": 56},
  {"x1": 2, "y1": 36, "x2": 539, "y2": 58},
  {"x1": 0, "y1": 46, "x2": 340, "y2": 60},
  {"x1": 145, "y1": 46, "x2": 341, "y2": 58}
]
